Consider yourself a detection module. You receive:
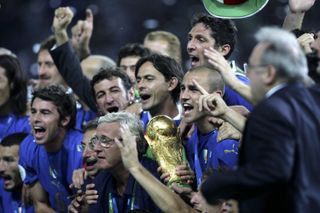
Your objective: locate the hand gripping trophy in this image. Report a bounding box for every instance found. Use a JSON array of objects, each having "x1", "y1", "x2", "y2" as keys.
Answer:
[{"x1": 145, "y1": 115, "x2": 189, "y2": 187}]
